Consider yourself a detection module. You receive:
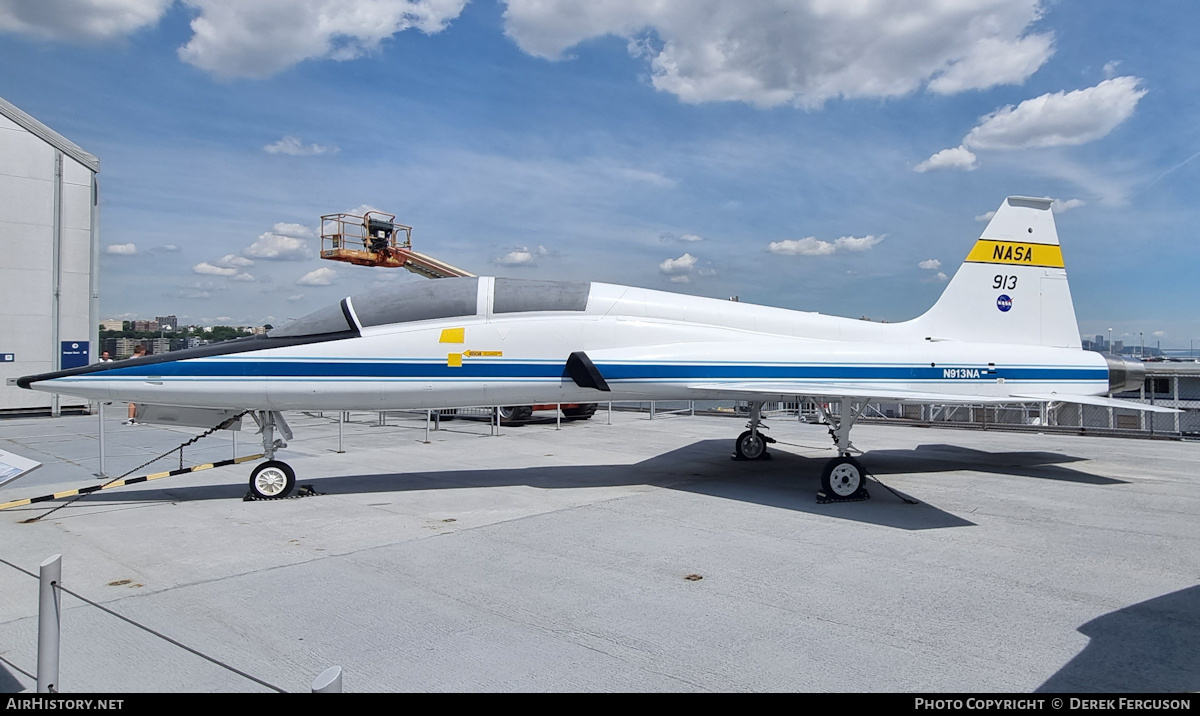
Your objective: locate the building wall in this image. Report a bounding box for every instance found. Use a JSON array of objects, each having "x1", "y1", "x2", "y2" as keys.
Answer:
[{"x1": 0, "y1": 112, "x2": 96, "y2": 411}]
